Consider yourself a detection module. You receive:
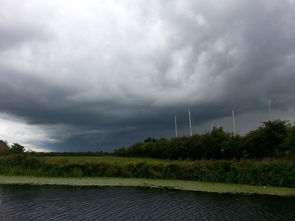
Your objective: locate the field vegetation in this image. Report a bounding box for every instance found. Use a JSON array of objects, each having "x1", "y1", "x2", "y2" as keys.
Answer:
[
  {"x1": 0, "y1": 119, "x2": 294, "y2": 191},
  {"x1": 0, "y1": 154, "x2": 294, "y2": 188}
]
